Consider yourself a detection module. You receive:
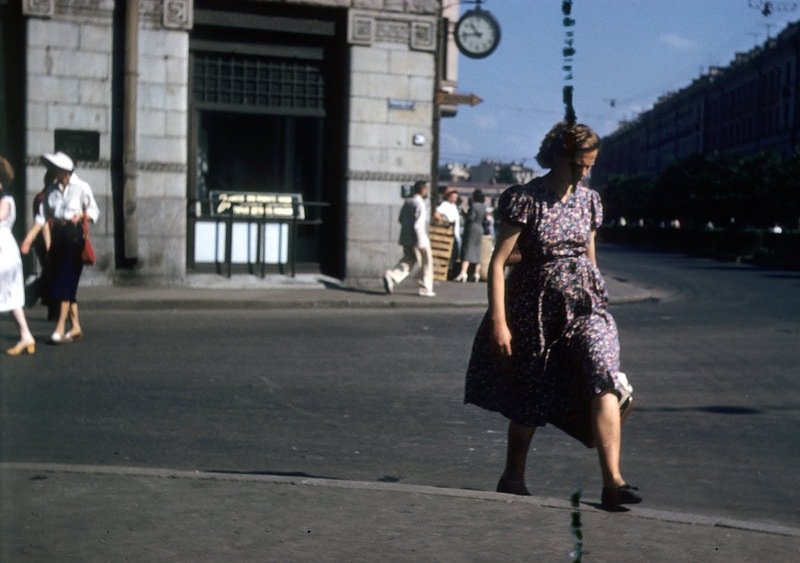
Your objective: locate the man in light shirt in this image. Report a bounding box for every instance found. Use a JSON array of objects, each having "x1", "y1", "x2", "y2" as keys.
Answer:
[
  {"x1": 434, "y1": 187, "x2": 462, "y2": 278},
  {"x1": 382, "y1": 180, "x2": 435, "y2": 297}
]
